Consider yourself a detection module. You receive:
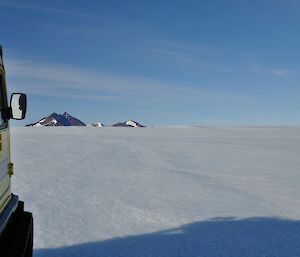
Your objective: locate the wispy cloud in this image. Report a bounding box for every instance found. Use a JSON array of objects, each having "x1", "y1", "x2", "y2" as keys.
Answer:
[
  {"x1": 147, "y1": 48, "x2": 188, "y2": 57},
  {"x1": 5, "y1": 57, "x2": 207, "y2": 103},
  {"x1": 144, "y1": 45, "x2": 242, "y2": 72},
  {"x1": 145, "y1": 42, "x2": 300, "y2": 78},
  {"x1": 271, "y1": 69, "x2": 295, "y2": 77},
  {"x1": 5, "y1": 55, "x2": 251, "y2": 126},
  {"x1": 0, "y1": 0, "x2": 86, "y2": 17}
]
